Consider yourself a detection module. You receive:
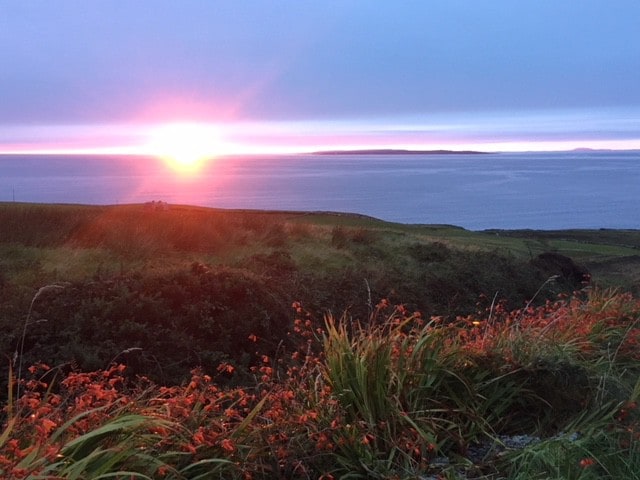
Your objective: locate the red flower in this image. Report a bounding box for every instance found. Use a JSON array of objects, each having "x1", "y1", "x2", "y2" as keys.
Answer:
[
  {"x1": 220, "y1": 438, "x2": 235, "y2": 452},
  {"x1": 579, "y1": 457, "x2": 596, "y2": 468}
]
